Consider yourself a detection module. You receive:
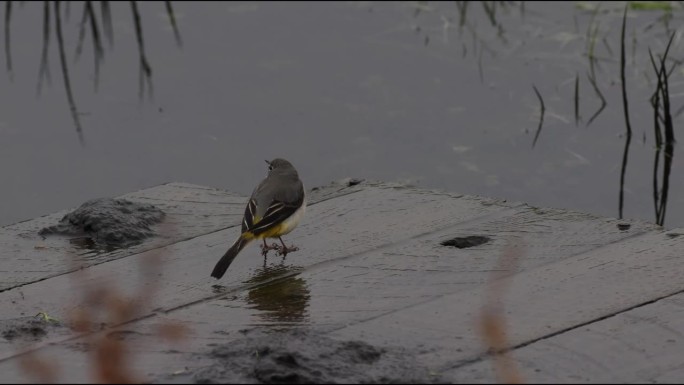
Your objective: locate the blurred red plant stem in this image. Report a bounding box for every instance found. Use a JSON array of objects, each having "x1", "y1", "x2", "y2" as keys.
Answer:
[{"x1": 478, "y1": 241, "x2": 525, "y2": 384}]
